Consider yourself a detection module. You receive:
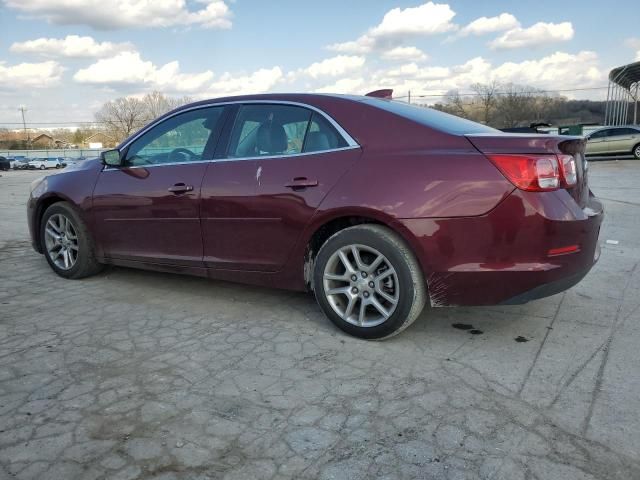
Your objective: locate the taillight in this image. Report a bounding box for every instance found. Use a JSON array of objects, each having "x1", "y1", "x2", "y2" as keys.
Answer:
[
  {"x1": 558, "y1": 154, "x2": 577, "y2": 187},
  {"x1": 487, "y1": 154, "x2": 560, "y2": 192}
]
